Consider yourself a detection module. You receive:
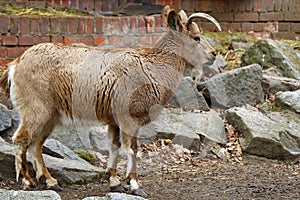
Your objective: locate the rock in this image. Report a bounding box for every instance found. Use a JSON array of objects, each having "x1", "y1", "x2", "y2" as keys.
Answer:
[
  {"x1": 43, "y1": 139, "x2": 87, "y2": 163},
  {"x1": 230, "y1": 39, "x2": 253, "y2": 51},
  {"x1": 0, "y1": 140, "x2": 105, "y2": 184},
  {"x1": 266, "y1": 110, "x2": 300, "y2": 147},
  {"x1": 168, "y1": 77, "x2": 209, "y2": 111},
  {"x1": 242, "y1": 39, "x2": 300, "y2": 79},
  {"x1": 203, "y1": 55, "x2": 227, "y2": 78},
  {"x1": 226, "y1": 105, "x2": 300, "y2": 159},
  {"x1": 139, "y1": 108, "x2": 226, "y2": 151},
  {"x1": 275, "y1": 90, "x2": 300, "y2": 113},
  {"x1": 83, "y1": 192, "x2": 147, "y2": 200},
  {"x1": 0, "y1": 189, "x2": 61, "y2": 200},
  {"x1": 197, "y1": 64, "x2": 264, "y2": 109},
  {"x1": 0, "y1": 103, "x2": 11, "y2": 132},
  {"x1": 262, "y1": 74, "x2": 300, "y2": 94}
]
